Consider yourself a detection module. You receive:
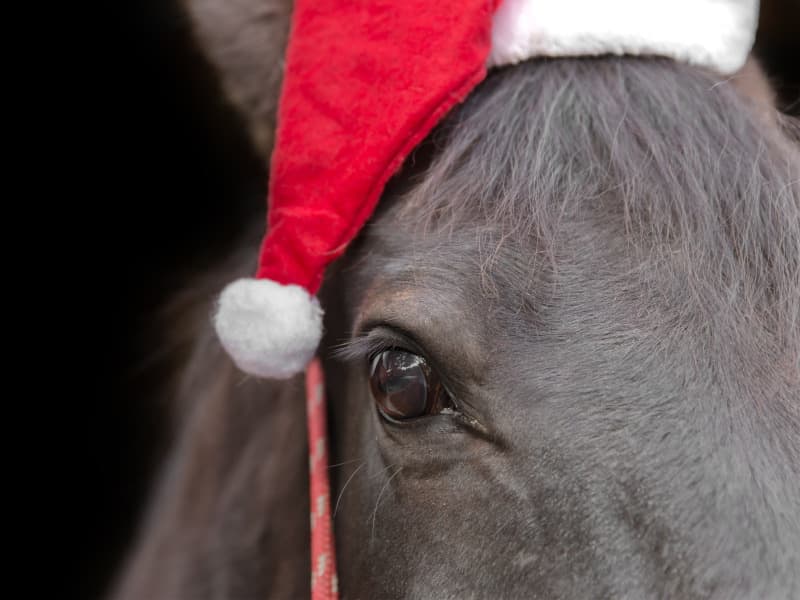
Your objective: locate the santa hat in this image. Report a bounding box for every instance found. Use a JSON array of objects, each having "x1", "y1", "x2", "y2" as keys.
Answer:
[{"x1": 214, "y1": 0, "x2": 758, "y2": 379}]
